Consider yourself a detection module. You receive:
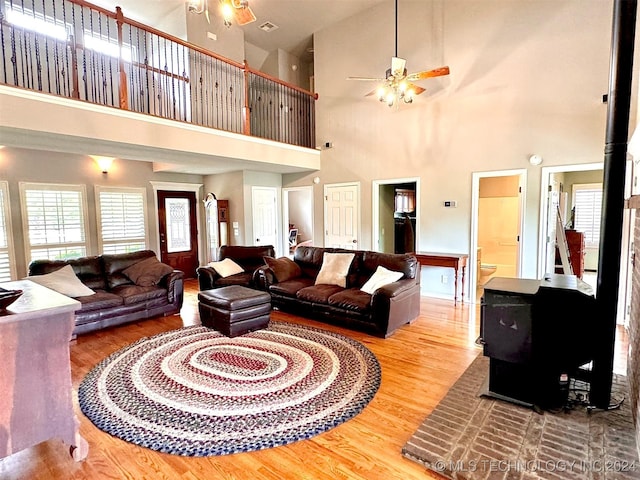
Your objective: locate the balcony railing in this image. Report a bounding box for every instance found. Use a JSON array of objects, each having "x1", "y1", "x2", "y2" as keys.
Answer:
[{"x1": 0, "y1": 0, "x2": 316, "y2": 149}]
